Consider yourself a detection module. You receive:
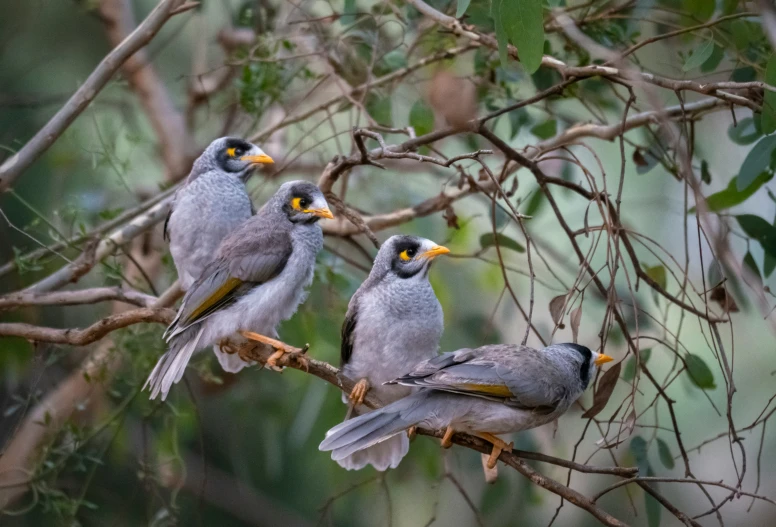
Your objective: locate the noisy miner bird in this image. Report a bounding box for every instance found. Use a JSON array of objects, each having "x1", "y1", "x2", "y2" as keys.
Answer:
[
  {"x1": 165, "y1": 136, "x2": 273, "y2": 291},
  {"x1": 145, "y1": 181, "x2": 334, "y2": 400},
  {"x1": 336, "y1": 235, "x2": 450, "y2": 471},
  {"x1": 320, "y1": 343, "x2": 613, "y2": 469}
]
